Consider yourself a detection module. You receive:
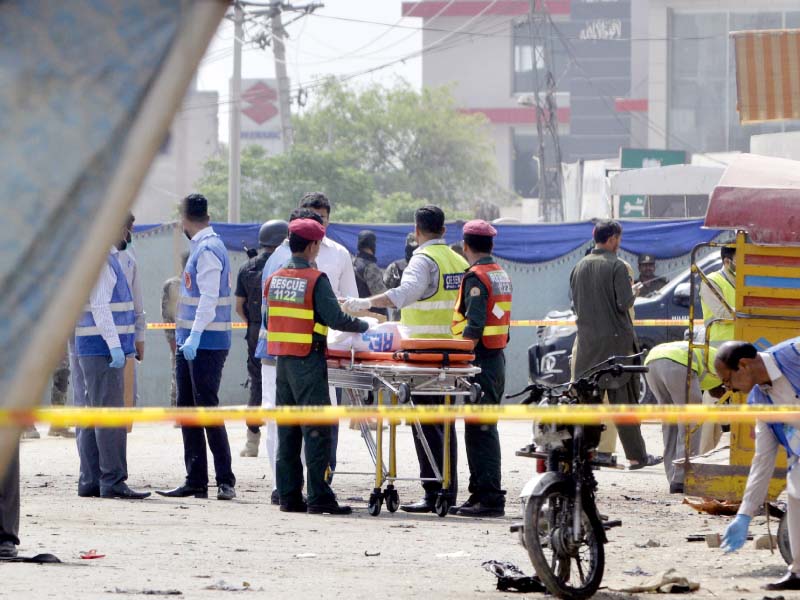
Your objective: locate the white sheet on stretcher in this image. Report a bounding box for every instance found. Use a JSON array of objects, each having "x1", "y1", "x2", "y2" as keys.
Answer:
[{"x1": 327, "y1": 318, "x2": 403, "y2": 353}]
